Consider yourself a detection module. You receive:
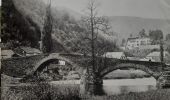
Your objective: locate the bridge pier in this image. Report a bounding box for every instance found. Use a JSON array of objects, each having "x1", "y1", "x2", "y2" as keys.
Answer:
[{"x1": 80, "y1": 69, "x2": 103, "y2": 95}]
